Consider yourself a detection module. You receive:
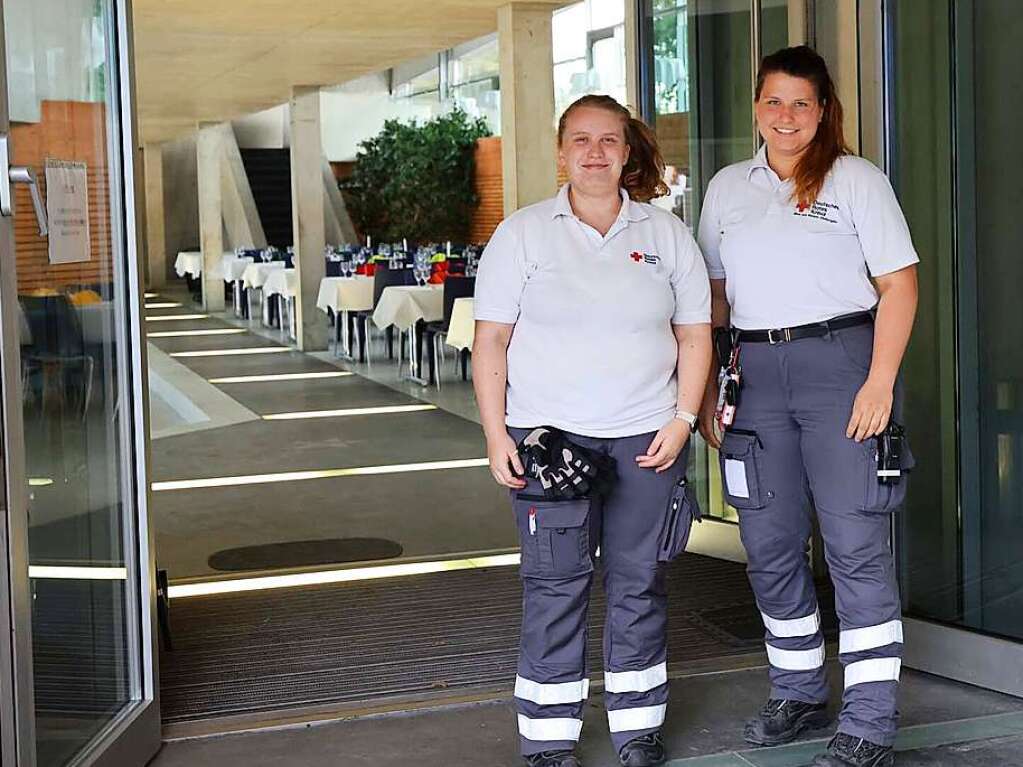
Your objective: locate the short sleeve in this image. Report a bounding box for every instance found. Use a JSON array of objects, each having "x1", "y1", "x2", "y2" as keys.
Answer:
[
  {"x1": 670, "y1": 222, "x2": 712, "y2": 325},
  {"x1": 473, "y1": 217, "x2": 527, "y2": 324},
  {"x1": 696, "y1": 176, "x2": 726, "y2": 279},
  {"x1": 844, "y1": 159, "x2": 920, "y2": 276}
]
